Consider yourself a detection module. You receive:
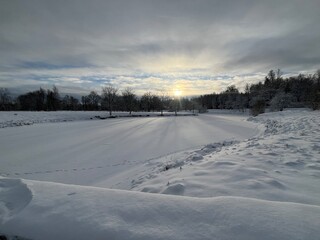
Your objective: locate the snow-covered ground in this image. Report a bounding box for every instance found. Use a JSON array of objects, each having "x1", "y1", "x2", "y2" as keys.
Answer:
[
  {"x1": 1, "y1": 109, "x2": 320, "y2": 239},
  {"x1": 0, "y1": 111, "x2": 194, "y2": 128},
  {"x1": 131, "y1": 110, "x2": 320, "y2": 206},
  {"x1": 0, "y1": 112, "x2": 260, "y2": 187}
]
